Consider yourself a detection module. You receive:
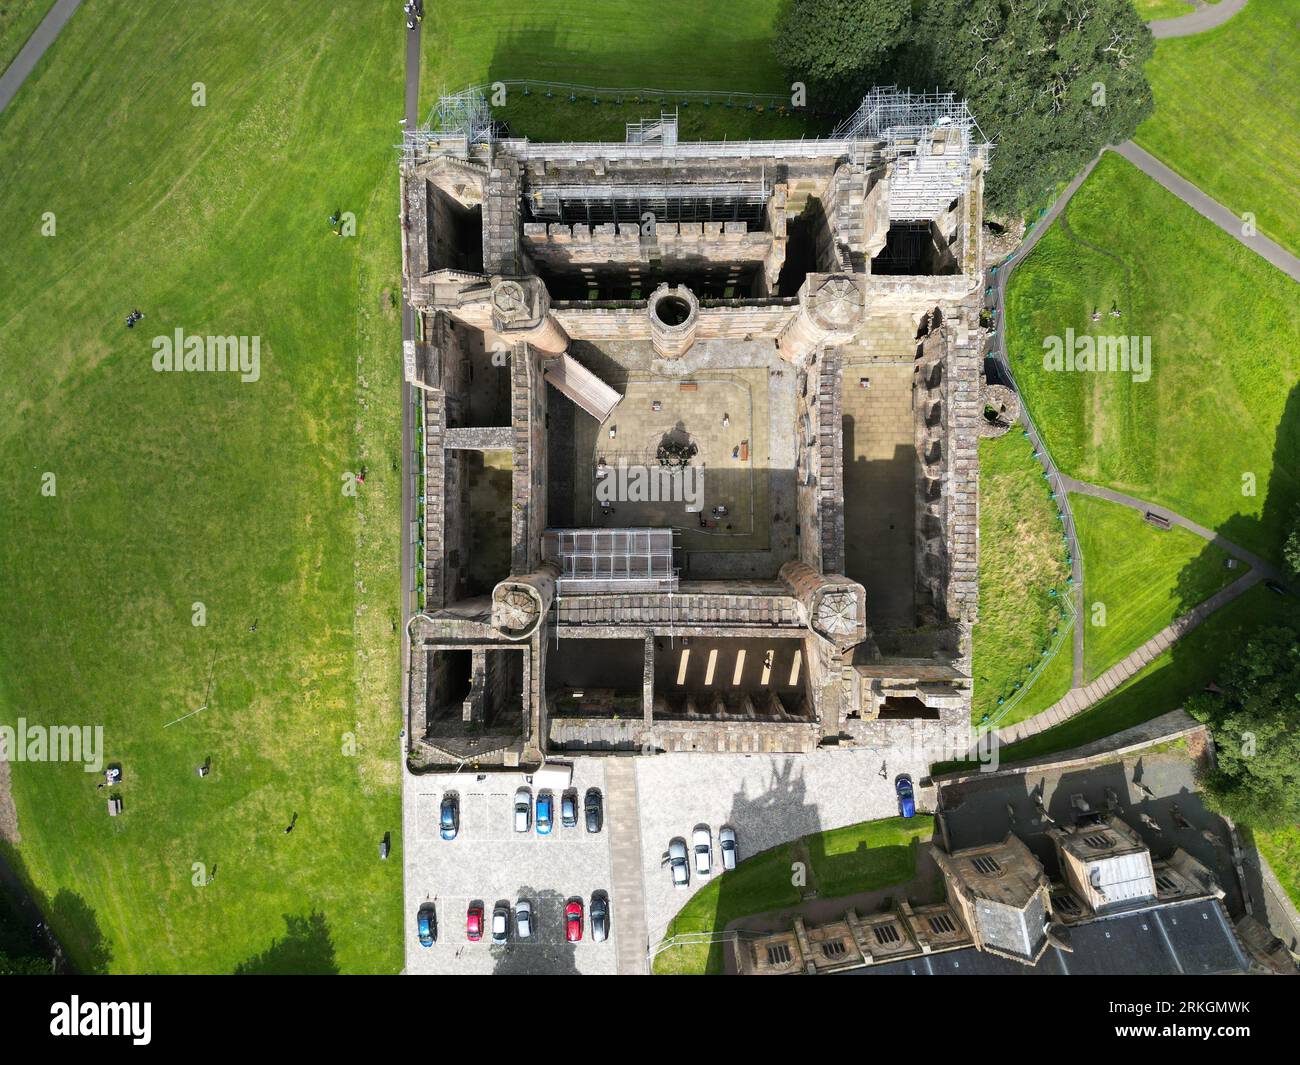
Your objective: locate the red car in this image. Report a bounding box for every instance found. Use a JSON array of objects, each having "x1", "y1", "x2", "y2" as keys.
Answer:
[
  {"x1": 466, "y1": 903, "x2": 484, "y2": 941},
  {"x1": 564, "y1": 898, "x2": 584, "y2": 943}
]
